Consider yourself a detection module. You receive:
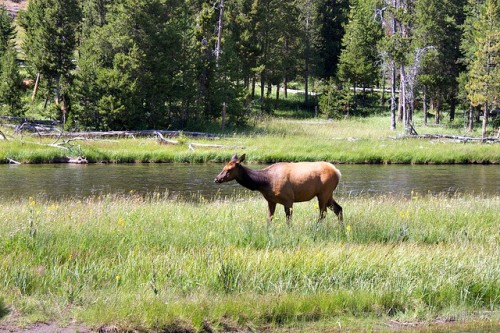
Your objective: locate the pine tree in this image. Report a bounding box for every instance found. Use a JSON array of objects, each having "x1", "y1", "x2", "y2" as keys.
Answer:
[
  {"x1": 21, "y1": 0, "x2": 81, "y2": 123},
  {"x1": 231, "y1": 0, "x2": 260, "y2": 97},
  {"x1": 0, "y1": 46, "x2": 24, "y2": 116},
  {"x1": 378, "y1": 0, "x2": 405, "y2": 130},
  {"x1": 312, "y1": 0, "x2": 350, "y2": 79},
  {"x1": 463, "y1": 0, "x2": 499, "y2": 139},
  {"x1": 415, "y1": 0, "x2": 466, "y2": 125},
  {"x1": 0, "y1": 6, "x2": 23, "y2": 116},
  {"x1": 267, "y1": 0, "x2": 301, "y2": 106},
  {"x1": 338, "y1": 0, "x2": 384, "y2": 91},
  {"x1": 74, "y1": 0, "x2": 153, "y2": 129},
  {"x1": 0, "y1": 5, "x2": 15, "y2": 54},
  {"x1": 378, "y1": 0, "x2": 418, "y2": 133}
]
